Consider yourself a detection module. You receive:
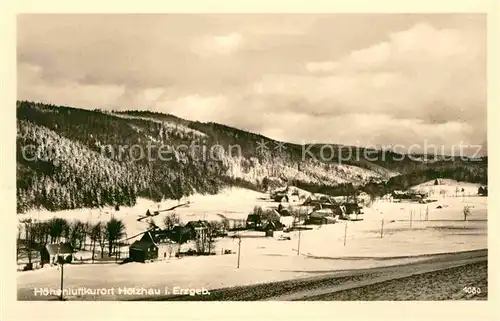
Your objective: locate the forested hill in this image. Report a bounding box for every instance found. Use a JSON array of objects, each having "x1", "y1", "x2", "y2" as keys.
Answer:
[{"x1": 16, "y1": 101, "x2": 487, "y2": 213}]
